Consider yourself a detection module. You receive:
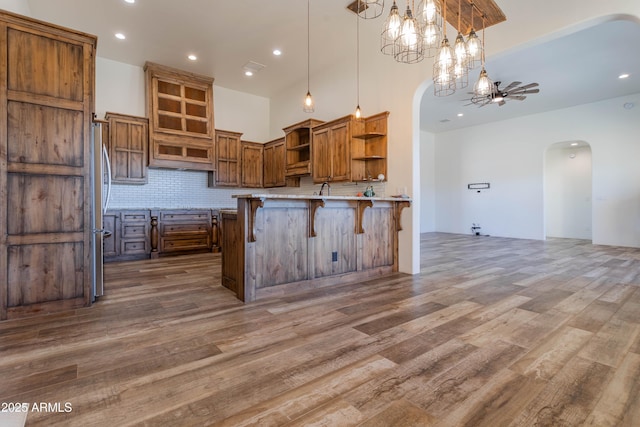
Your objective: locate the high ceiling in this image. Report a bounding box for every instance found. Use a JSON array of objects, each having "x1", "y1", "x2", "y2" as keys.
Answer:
[
  {"x1": 24, "y1": 0, "x2": 640, "y2": 133},
  {"x1": 420, "y1": 17, "x2": 640, "y2": 133}
]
